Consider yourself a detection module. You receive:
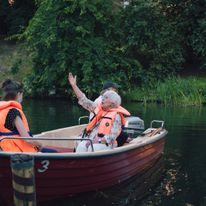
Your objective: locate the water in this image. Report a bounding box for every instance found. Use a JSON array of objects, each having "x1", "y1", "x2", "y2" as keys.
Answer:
[{"x1": 23, "y1": 99, "x2": 206, "y2": 206}]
